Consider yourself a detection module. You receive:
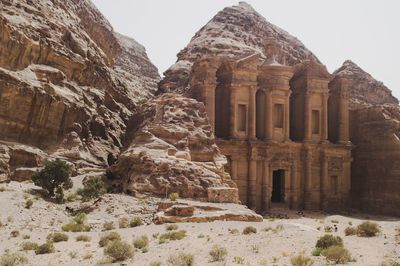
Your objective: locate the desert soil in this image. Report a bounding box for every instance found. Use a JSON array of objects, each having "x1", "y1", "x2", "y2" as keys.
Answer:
[{"x1": 0, "y1": 180, "x2": 399, "y2": 266}]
